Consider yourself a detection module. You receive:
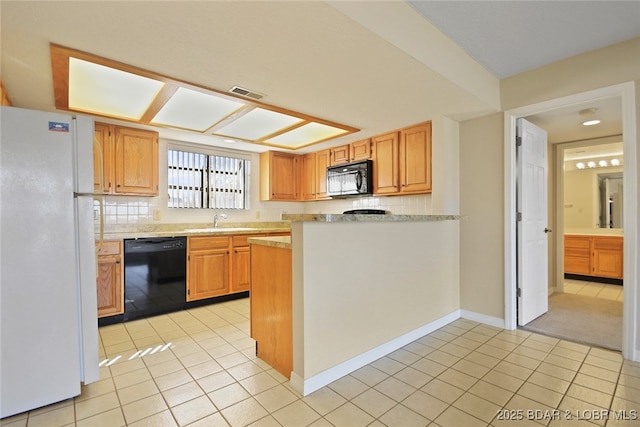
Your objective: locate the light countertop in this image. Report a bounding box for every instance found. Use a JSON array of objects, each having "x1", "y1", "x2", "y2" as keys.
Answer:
[
  {"x1": 281, "y1": 214, "x2": 462, "y2": 223},
  {"x1": 248, "y1": 236, "x2": 291, "y2": 249},
  {"x1": 95, "y1": 222, "x2": 290, "y2": 240}
]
